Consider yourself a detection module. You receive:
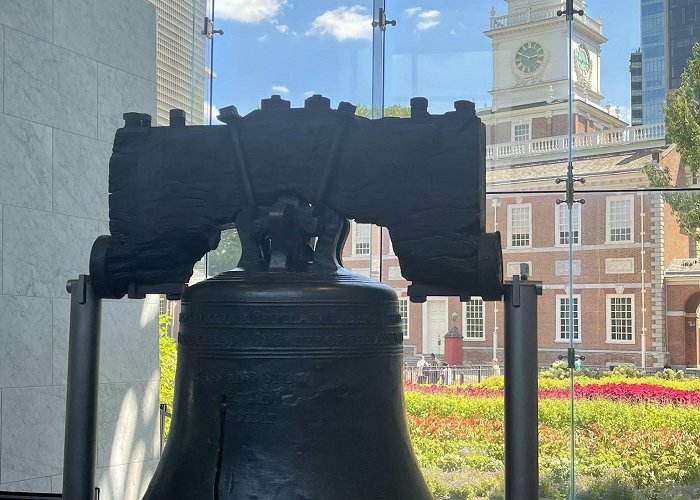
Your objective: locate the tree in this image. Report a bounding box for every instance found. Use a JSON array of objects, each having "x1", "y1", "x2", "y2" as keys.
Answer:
[
  {"x1": 644, "y1": 42, "x2": 700, "y2": 240},
  {"x1": 207, "y1": 227, "x2": 242, "y2": 276},
  {"x1": 354, "y1": 103, "x2": 411, "y2": 119},
  {"x1": 666, "y1": 42, "x2": 700, "y2": 172},
  {"x1": 643, "y1": 163, "x2": 700, "y2": 240}
]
